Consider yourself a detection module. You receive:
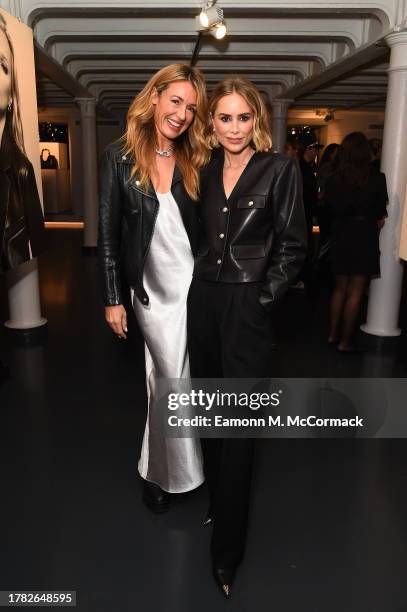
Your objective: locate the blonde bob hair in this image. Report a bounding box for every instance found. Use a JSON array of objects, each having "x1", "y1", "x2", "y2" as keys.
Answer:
[
  {"x1": 207, "y1": 76, "x2": 272, "y2": 152},
  {"x1": 122, "y1": 63, "x2": 210, "y2": 200}
]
